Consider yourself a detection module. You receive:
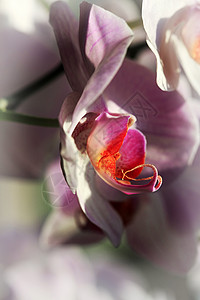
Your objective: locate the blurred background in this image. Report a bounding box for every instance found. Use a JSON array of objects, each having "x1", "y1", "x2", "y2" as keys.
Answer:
[{"x1": 0, "y1": 1, "x2": 200, "y2": 299}]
